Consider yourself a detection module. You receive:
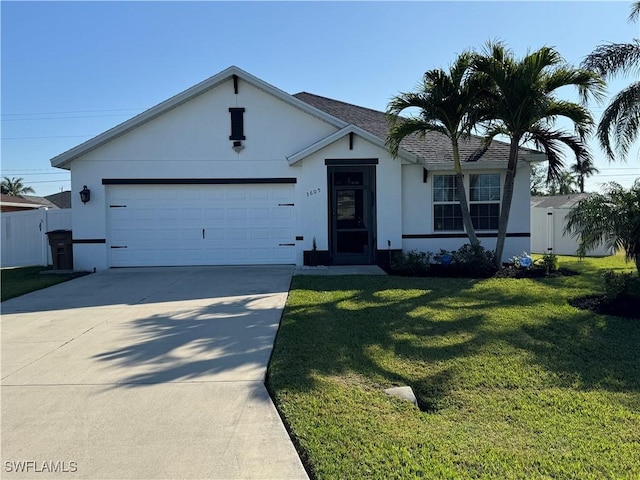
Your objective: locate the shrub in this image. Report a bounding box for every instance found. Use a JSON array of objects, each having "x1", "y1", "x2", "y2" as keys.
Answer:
[
  {"x1": 390, "y1": 250, "x2": 431, "y2": 276},
  {"x1": 451, "y1": 243, "x2": 497, "y2": 277},
  {"x1": 534, "y1": 252, "x2": 559, "y2": 275},
  {"x1": 602, "y1": 269, "x2": 635, "y2": 300}
]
